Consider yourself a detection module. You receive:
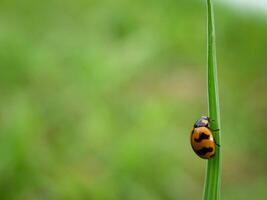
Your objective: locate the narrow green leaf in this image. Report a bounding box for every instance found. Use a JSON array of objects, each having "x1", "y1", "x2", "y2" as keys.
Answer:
[{"x1": 203, "y1": 0, "x2": 222, "y2": 200}]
